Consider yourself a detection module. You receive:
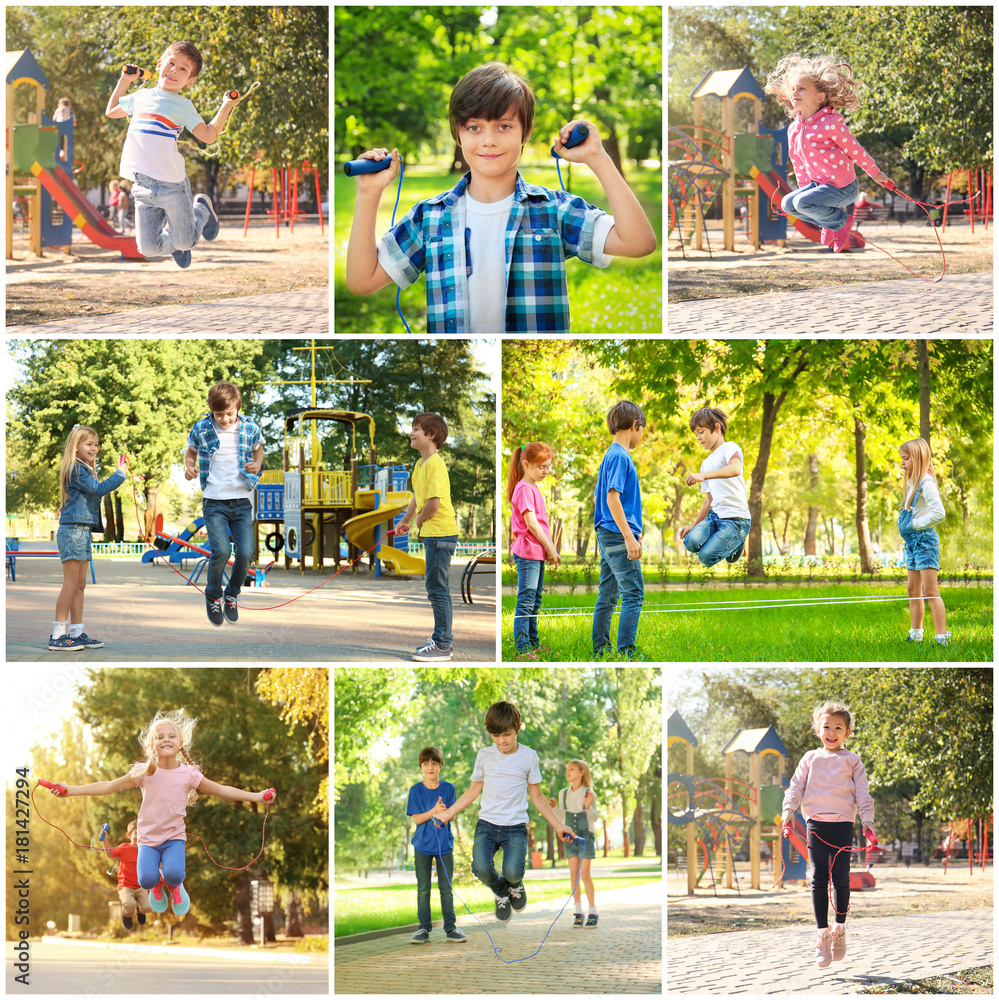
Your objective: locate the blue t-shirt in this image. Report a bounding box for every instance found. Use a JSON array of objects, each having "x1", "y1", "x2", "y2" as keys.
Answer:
[
  {"x1": 407, "y1": 780, "x2": 456, "y2": 854},
  {"x1": 594, "y1": 442, "x2": 643, "y2": 536}
]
